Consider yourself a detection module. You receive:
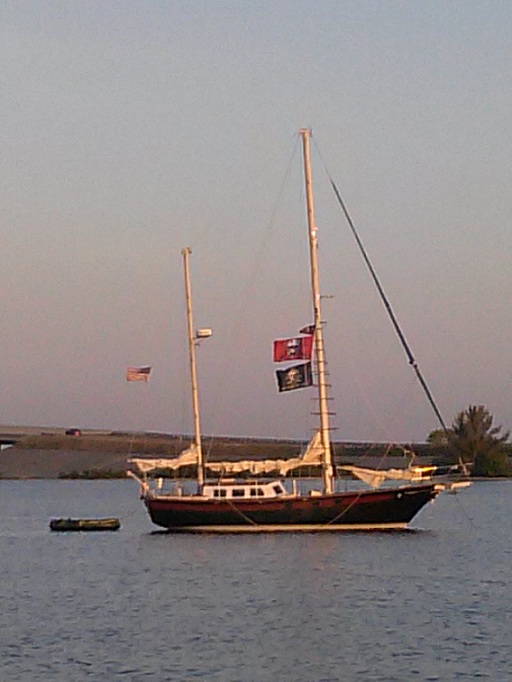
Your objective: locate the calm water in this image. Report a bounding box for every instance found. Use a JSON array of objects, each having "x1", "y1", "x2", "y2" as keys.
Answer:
[{"x1": 1, "y1": 480, "x2": 510, "y2": 681}]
